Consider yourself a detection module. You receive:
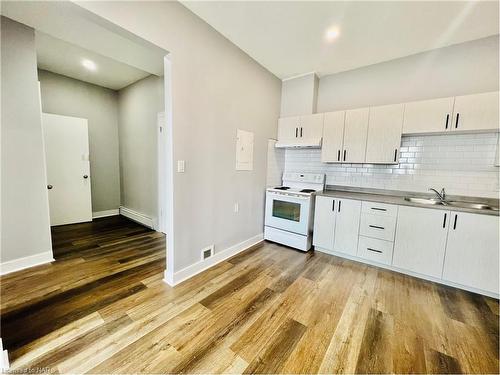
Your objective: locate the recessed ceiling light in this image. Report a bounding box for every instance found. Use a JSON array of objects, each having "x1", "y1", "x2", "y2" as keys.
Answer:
[
  {"x1": 81, "y1": 59, "x2": 97, "y2": 71},
  {"x1": 326, "y1": 28, "x2": 340, "y2": 41}
]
